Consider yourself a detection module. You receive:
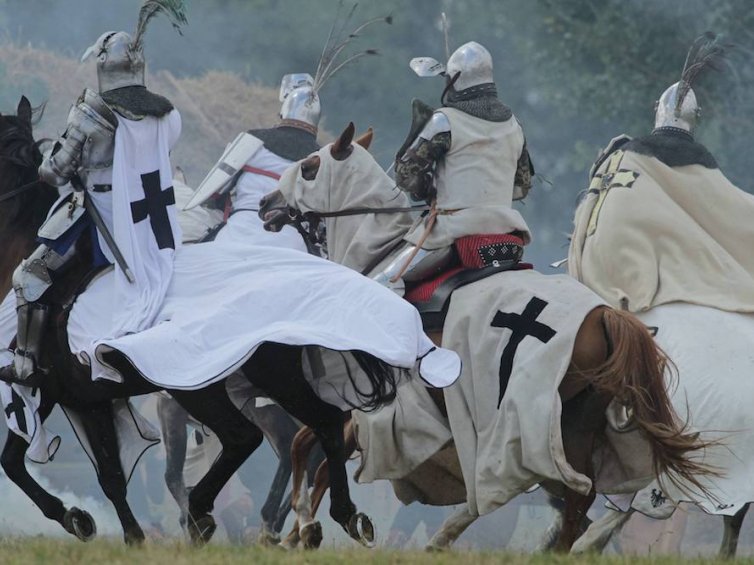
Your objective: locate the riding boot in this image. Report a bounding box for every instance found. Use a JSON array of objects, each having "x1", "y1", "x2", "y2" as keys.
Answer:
[{"x1": 0, "y1": 299, "x2": 49, "y2": 388}]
